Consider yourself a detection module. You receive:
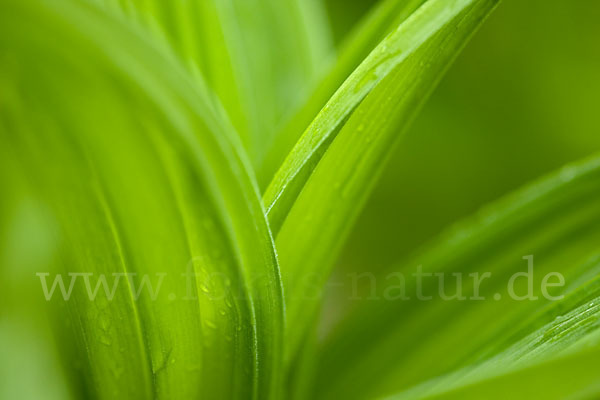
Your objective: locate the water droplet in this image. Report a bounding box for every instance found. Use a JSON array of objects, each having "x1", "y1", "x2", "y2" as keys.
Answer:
[
  {"x1": 99, "y1": 335, "x2": 112, "y2": 346},
  {"x1": 200, "y1": 284, "x2": 210, "y2": 294},
  {"x1": 225, "y1": 297, "x2": 233, "y2": 308},
  {"x1": 204, "y1": 320, "x2": 217, "y2": 329},
  {"x1": 559, "y1": 166, "x2": 577, "y2": 182},
  {"x1": 356, "y1": 71, "x2": 377, "y2": 92},
  {"x1": 98, "y1": 313, "x2": 111, "y2": 331}
]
